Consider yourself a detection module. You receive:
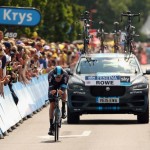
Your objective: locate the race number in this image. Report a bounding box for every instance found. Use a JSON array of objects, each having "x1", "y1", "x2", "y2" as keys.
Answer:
[{"x1": 5, "y1": 32, "x2": 17, "y2": 38}]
